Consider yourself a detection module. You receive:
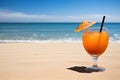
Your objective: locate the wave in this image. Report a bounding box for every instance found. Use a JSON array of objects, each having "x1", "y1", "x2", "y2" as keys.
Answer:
[
  {"x1": 0, "y1": 33, "x2": 120, "y2": 43},
  {"x1": 0, "y1": 39, "x2": 120, "y2": 43},
  {"x1": 0, "y1": 40, "x2": 82, "y2": 43},
  {"x1": 109, "y1": 34, "x2": 120, "y2": 43}
]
